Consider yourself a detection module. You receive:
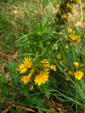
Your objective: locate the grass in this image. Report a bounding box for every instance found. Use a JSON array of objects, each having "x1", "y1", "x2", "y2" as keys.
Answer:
[{"x1": 0, "y1": 0, "x2": 85, "y2": 112}]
